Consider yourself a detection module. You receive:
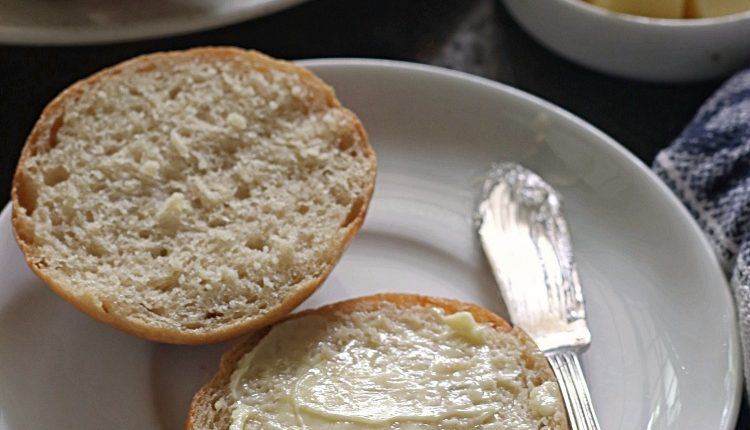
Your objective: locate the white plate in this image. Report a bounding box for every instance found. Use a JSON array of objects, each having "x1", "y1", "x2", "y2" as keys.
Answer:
[
  {"x1": 0, "y1": 60, "x2": 740, "y2": 429},
  {"x1": 0, "y1": 0, "x2": 308, "y2": 45}
]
